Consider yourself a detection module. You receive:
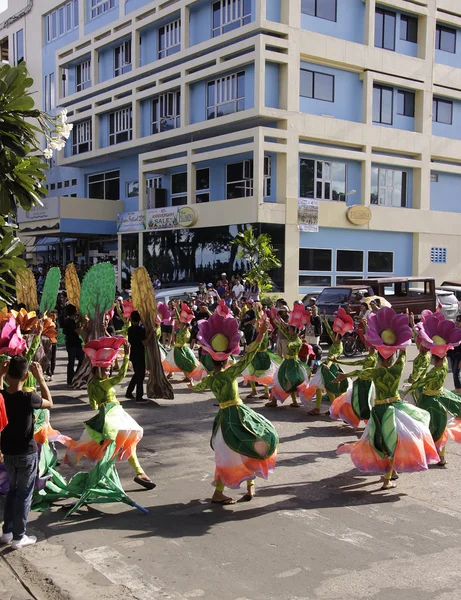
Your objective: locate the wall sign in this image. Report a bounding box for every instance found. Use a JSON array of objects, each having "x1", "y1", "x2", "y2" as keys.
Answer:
[
  {"x1": 117, "y1": 211, "x2": 146, "y2": 233},
  {"x1": 17, "y1": 197, "x2": 60, "y2": 223},
  {"x1": 298, "y1": 198, "x2": 319, "y2": 232},
  {"x1": 346, "y1": 205, "x2": 372, "y2": 226},
  {"x1": 146, "y1": 206, "x2": 198, "y2": 231}
]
